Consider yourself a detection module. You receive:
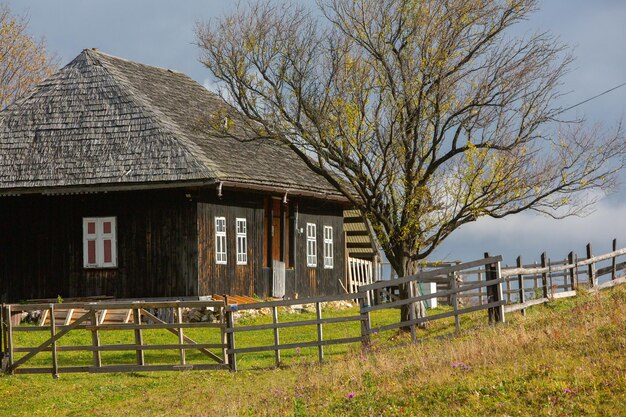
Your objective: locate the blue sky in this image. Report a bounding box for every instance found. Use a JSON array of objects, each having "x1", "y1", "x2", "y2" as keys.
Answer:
[{"x1": 7, "y1": 0, "x2": 626, "y2": 266}]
